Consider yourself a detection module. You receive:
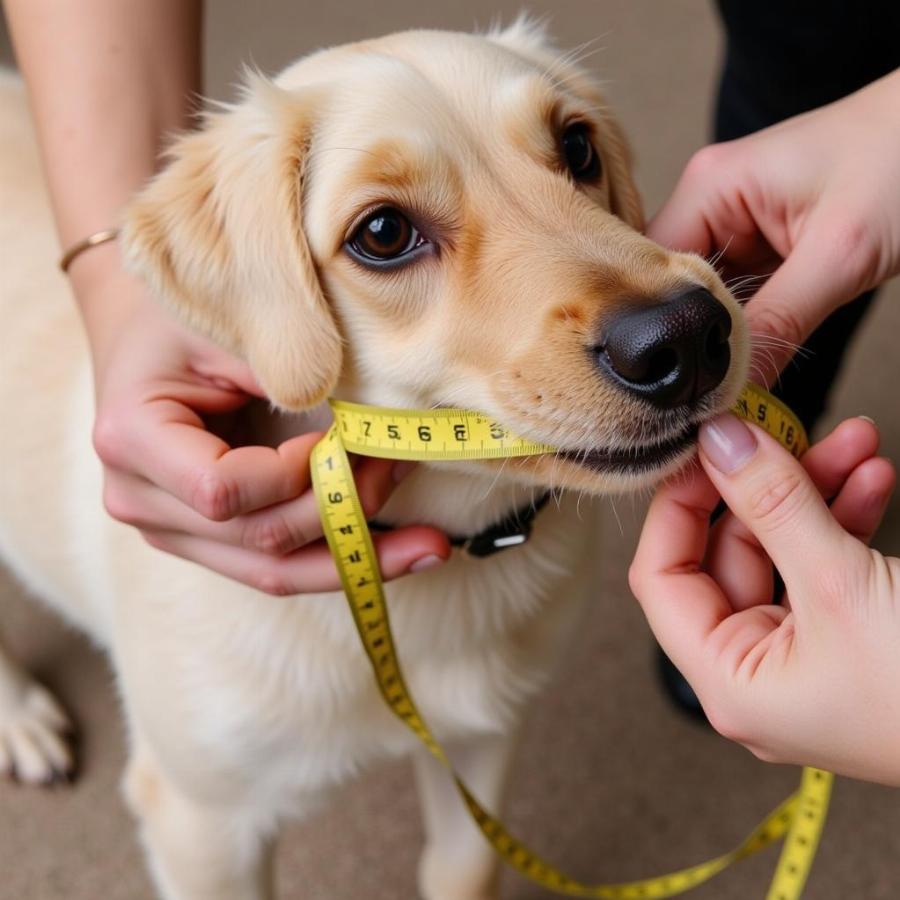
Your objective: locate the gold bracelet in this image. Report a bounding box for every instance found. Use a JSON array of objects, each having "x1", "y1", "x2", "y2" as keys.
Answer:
[{"x1": 59, "y1": 227, "x2": 120, "y2": 274}]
